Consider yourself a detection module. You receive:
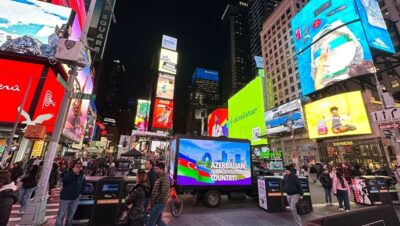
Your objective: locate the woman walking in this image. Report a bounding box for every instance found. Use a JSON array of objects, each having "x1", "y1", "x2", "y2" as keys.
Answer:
[
  {"x1": 333, "y1": 171, "x2": 351, "y2": 212},
  {"x1": 319, "y1": 168, "x2": 333, "y2": 206}
]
